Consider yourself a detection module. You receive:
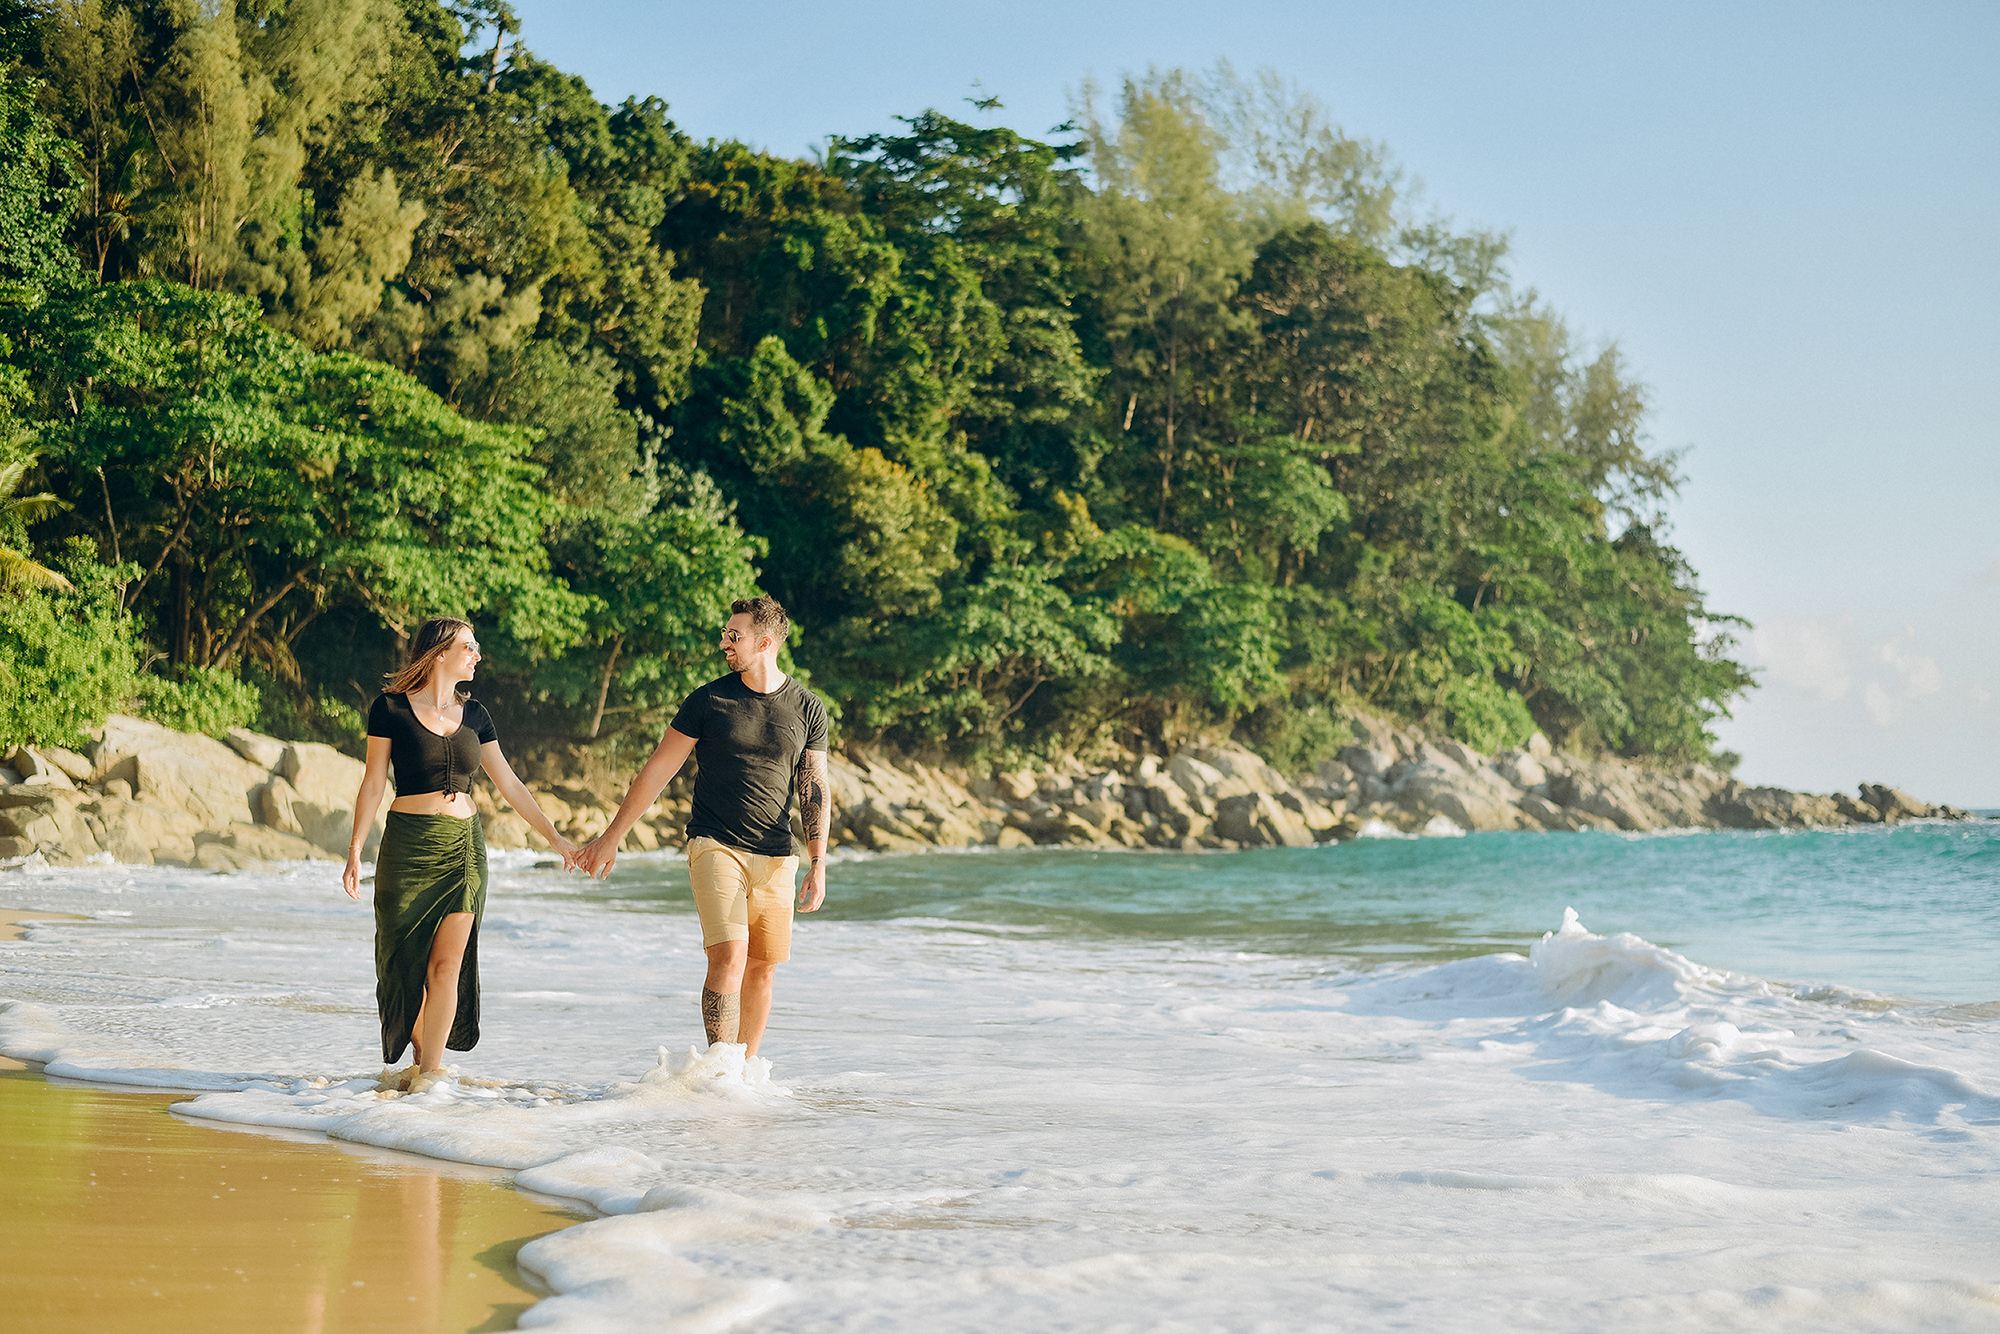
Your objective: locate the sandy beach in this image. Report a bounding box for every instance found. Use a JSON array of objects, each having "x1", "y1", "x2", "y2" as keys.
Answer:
[{"x1": 0, "y1": 1062, "x2": 586, "y2": 1332}]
